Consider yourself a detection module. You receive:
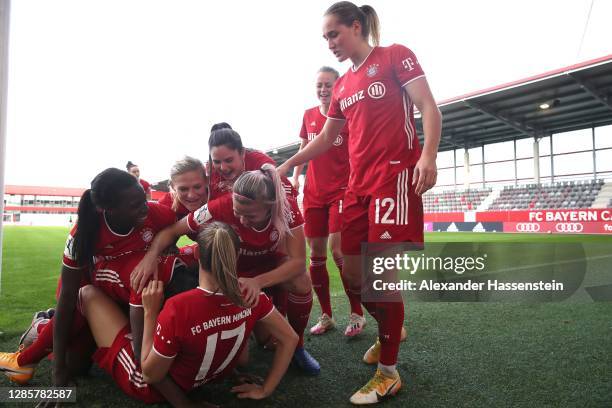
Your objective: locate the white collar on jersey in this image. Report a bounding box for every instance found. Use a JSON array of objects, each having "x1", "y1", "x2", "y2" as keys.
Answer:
[
  {"x1": 197, "y1": 286, "x2": 225, "y2": 296},
  {"x1": 351, "y1": 46, "x2": 377, "y2": 73},
  {"x1": 250, "y1": 217, "x2": 272, "y2": 233},
  {"x1": 103, "y1": 211, "x2": 134, "y2": 237}
]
